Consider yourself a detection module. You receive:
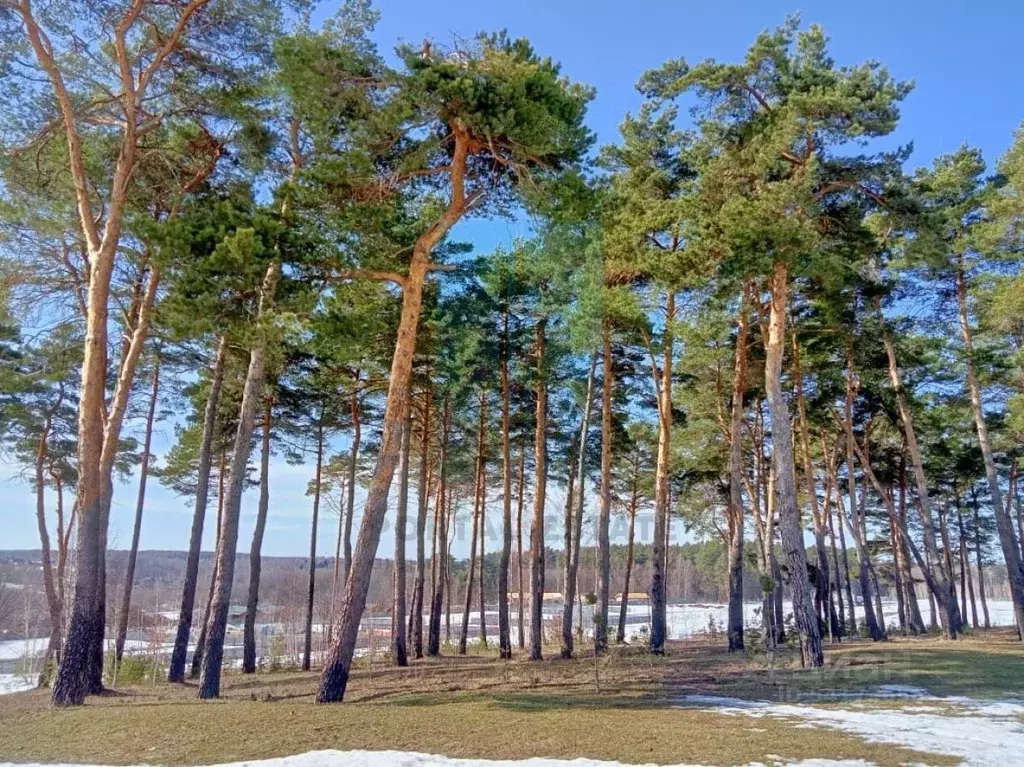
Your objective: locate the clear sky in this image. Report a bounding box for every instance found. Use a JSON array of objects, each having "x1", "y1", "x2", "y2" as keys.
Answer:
[{"x1": 2, "y1": 0, "x2": 1022, "y2": 558}]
